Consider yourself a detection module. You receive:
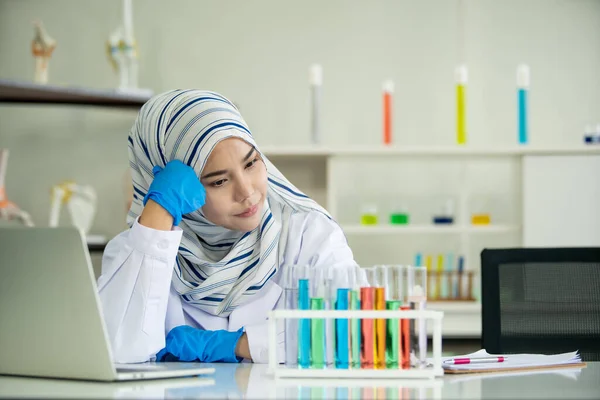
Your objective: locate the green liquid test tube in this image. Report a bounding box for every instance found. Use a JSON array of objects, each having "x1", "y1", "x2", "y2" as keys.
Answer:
[
  {"x1": 350, "y1": 290, "x2": 361, "y2": 368},
  {"x1": 310, "y1": 297, "x2": 326, "y2": 368},
  {"x1": 386, "y1": 300, "x2": 403, "y2": 368}
]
